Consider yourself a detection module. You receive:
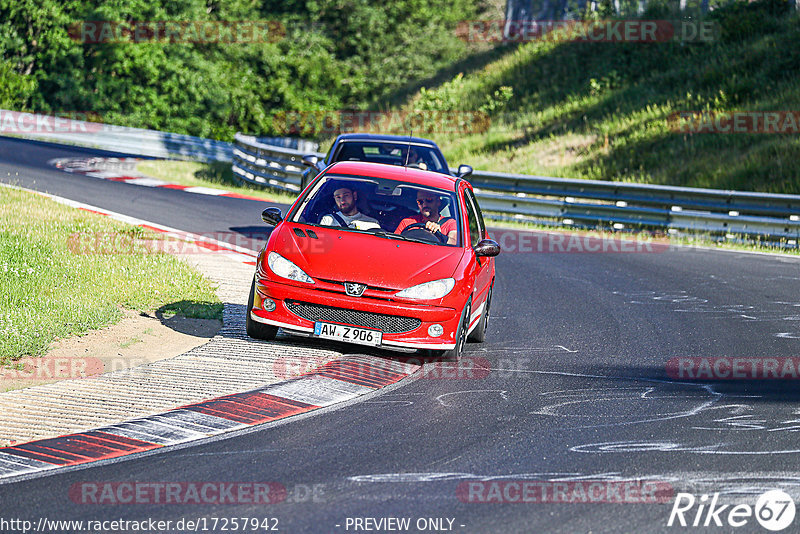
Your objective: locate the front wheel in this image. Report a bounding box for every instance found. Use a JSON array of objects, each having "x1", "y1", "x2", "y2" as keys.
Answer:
[
  {"x1": 468, "y1": 284, "x2": 492, "y2": 343},
  {"x1": 246, "y1": 279, "x2": 278, "y2": 341},
  {"x1": 440, "y1": 299, "x2": 470, "y2": 361}
]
